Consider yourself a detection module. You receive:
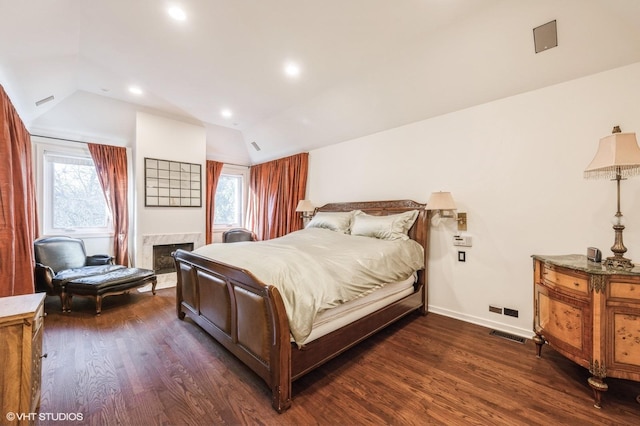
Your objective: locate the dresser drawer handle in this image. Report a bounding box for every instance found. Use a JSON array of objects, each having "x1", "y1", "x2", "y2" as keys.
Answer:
[
  {"x1": 574, "y1": 282, "x2": 580, "y2": 287},
  {"x1": 41, "y1": 353, "x2": 48, "y2": 359}
]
